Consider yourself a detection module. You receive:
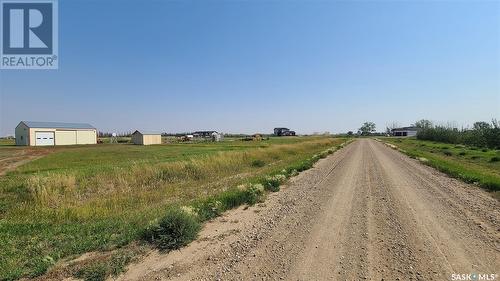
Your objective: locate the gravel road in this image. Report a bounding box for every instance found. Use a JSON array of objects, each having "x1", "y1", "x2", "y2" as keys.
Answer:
[{"x1": 117, "y1": 139, "x2": 499, "y2": 281}]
